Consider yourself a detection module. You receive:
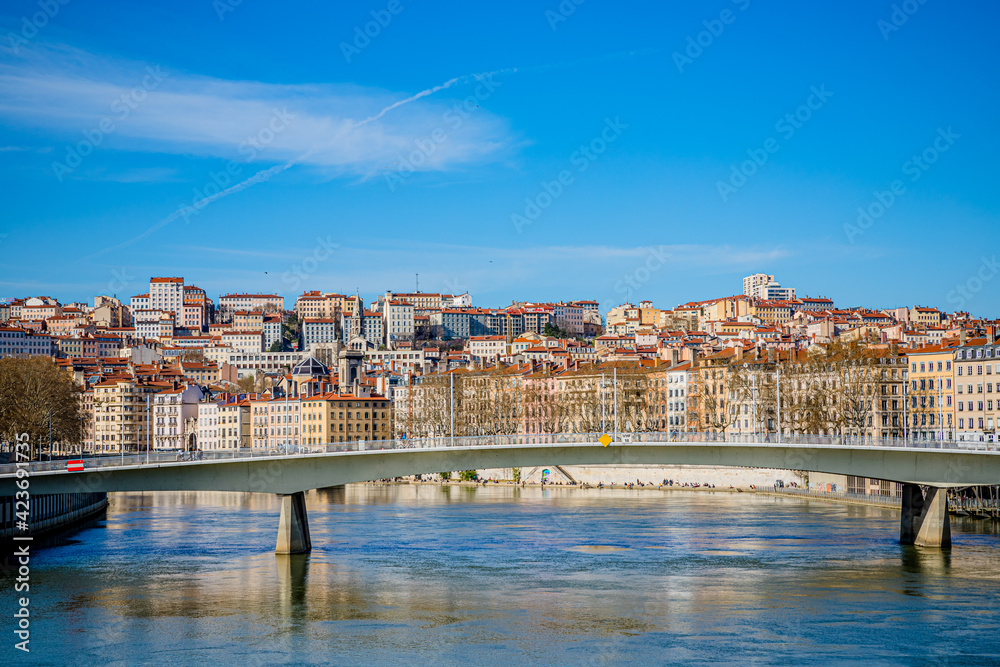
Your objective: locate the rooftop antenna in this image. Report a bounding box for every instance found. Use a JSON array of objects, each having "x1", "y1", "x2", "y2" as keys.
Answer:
[{"x1": 416, "y1": 273, "x2": 419, "y2": 293}]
